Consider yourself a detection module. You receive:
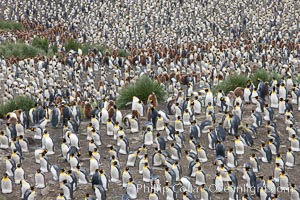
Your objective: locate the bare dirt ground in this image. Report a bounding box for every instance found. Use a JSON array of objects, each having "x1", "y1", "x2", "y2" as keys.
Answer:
[{"x1": 0, "y1": 98, "x2": 298, "y2": 199}]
